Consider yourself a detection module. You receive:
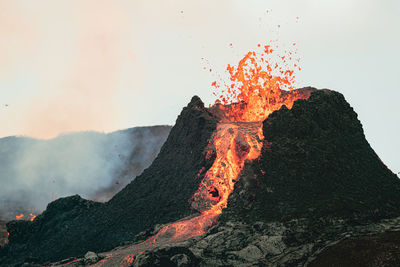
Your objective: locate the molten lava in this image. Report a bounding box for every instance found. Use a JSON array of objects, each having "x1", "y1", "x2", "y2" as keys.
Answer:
[
  {"x1": 15, "y1": 213, "x2": 36, "y2": 221},
  {"x1": 87, "y1": 43, "x2": 310, "y2": 266},
  {"x1": 211, "y1": 44, "x2": 305, "y2": 122},
  {"x1": 29, "y1": 213, "x2": 36, "y2": 221}
]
